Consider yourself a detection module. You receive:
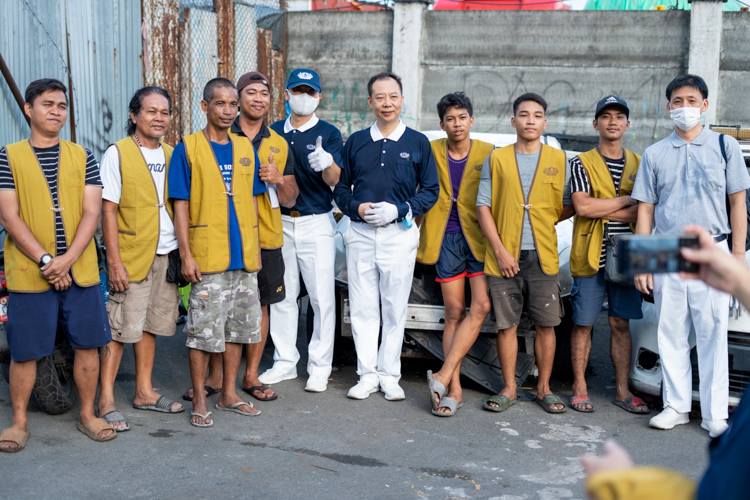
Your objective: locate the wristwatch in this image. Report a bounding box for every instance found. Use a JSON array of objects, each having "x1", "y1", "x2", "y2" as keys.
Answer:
[{"x1": 39, "y1": 254, "x2": 53, "y2": 267}]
